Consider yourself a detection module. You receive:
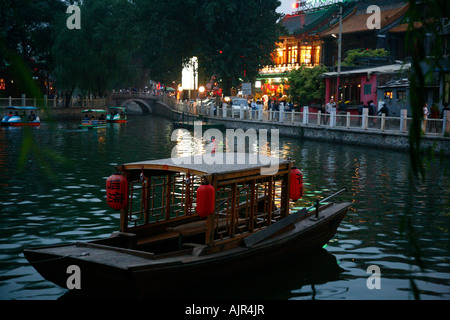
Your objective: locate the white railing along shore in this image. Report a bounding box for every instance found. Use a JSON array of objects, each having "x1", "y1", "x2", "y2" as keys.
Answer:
[{"x1": 161, "y1": 95, "x2": 450, "y2": 137}]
